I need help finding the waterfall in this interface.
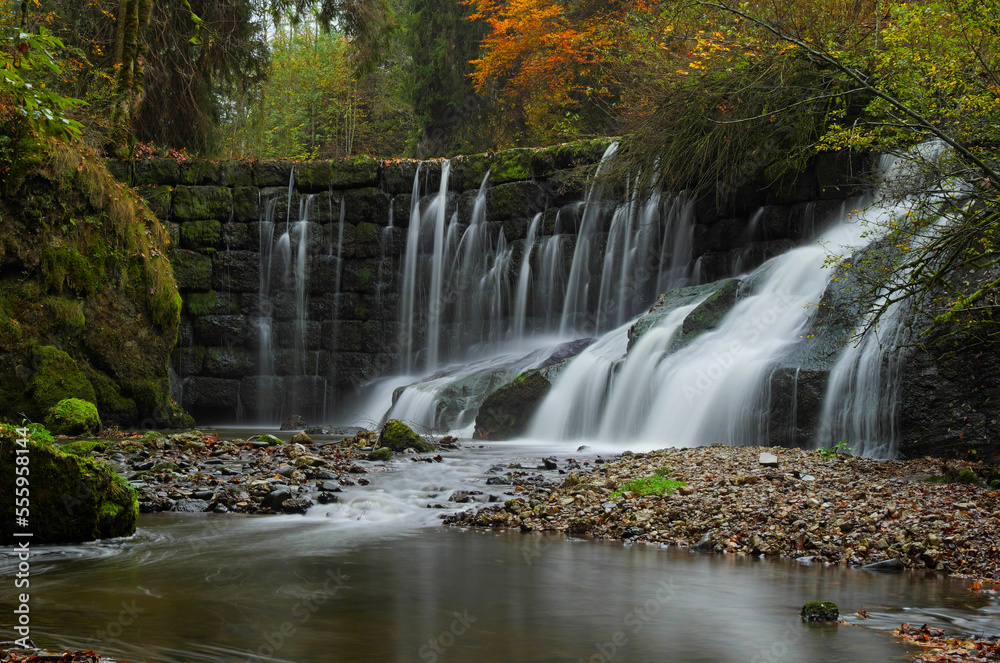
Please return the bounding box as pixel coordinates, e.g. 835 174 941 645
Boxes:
400 165 423 373
560 143 619 335
513 213 542 338
426 160 452 369
527 190 896 445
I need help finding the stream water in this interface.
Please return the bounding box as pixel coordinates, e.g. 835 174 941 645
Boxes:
3 442 998 663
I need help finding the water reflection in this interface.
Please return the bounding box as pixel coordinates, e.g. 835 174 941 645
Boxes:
3 520 997 663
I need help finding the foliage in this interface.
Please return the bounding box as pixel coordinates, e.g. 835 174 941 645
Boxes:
463 0 627 144
0 27 84 141
817 440 855 458
218 17 417 158
403 0 494 155
611 467 685 497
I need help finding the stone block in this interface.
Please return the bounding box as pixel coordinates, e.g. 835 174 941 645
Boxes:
137 185 172 219
212 250 260 292
172 186 233 220
486 182 545 223
203 346 258 379
133 158 179 186
221 161 254 187
180 219 222 249
255 160 294 187
179 160 221 185
170 249 213 290
193 315 248 346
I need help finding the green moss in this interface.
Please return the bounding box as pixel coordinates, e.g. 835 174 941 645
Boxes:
171 186 232 220
44 398 102 435
0 423 138 545
369 447 393 461
379 420 435 453
185 290 238 317
41 247 104 296
60 439 110 456
490 148 535 185
259 434 284 446
169 249 213 290
180 219 222 249
28 346 97 412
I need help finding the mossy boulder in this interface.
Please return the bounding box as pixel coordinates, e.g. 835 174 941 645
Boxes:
0 424 138 545
368 447 393 461
379 420 435 453
680 279 741 338
44 398 102 436
474 370 551 440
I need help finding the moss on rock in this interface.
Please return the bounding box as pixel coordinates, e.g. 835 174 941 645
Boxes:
59 439 110 456
28 346 97 411
379 419 435 453
0 423 138 545
0 143 180 428
369 447 393 461
44 398 102 435
474 370 551 440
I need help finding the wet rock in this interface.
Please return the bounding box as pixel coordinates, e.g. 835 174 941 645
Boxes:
474 370 551 440
319 481 341 492
542 457 558 470
171 499 209 513
318 493 340 504
280 497 314 514
693 532 715 551
368 447 393 461
379 419 435 453
262 487 293 510
280 415 307 430
801 601 839 622
290 432 313 445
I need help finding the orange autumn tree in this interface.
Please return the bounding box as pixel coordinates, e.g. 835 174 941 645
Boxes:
465 0 632 143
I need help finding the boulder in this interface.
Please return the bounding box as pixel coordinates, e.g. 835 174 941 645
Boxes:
378 419 435 453
0 424 138 545
280 414 308 431
474 370 551 440
44 398 102 436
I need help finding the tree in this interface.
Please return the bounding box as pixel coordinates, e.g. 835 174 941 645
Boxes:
403 0 492 155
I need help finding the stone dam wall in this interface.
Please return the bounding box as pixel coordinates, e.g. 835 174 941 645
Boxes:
107 141 867 422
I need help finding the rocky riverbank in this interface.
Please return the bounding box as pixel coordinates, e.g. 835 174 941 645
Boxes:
66 427 448 515
446 445 1000 581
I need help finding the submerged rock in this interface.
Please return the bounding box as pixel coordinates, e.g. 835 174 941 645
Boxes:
801 601 839 622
